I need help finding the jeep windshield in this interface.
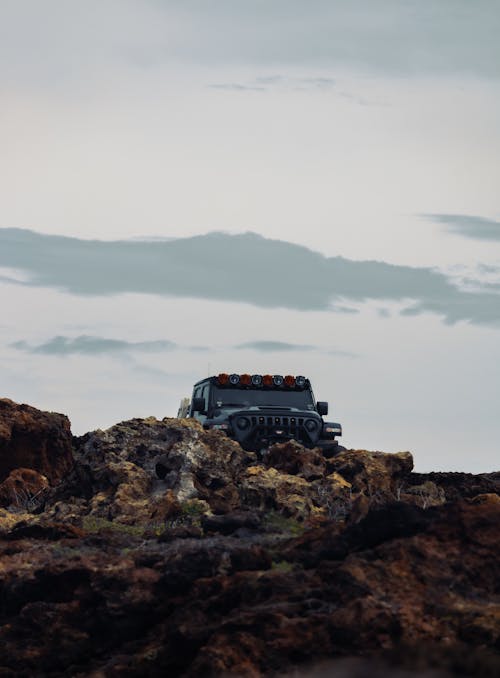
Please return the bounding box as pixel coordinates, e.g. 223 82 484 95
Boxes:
212 387 315 410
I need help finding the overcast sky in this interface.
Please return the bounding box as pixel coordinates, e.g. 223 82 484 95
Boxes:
1 1 499 471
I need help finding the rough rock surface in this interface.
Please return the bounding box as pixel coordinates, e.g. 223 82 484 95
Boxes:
0 398 73 484
0 401 498 677
0 467 50 509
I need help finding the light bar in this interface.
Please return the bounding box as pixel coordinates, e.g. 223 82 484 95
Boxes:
215 373 309 388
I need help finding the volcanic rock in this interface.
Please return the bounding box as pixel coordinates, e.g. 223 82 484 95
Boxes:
0 398 73 484
327 448 414 501
264 440 327 480
408 471 500 502
0 467 49 509
66 417 256 523
0 403 498 677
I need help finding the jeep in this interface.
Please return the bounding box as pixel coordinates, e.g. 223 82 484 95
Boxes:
179 373 342 454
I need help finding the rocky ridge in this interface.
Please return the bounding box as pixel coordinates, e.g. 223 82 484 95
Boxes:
0 398 498 677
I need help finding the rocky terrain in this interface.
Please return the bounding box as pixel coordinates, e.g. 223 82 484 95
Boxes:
0 397 498 677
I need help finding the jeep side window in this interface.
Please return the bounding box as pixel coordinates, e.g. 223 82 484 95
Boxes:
201 385 208 410
191 385 209 422
191 387 201 417
199 385 208 423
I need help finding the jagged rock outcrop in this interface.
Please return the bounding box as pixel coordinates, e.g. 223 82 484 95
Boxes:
0 398 73 484
43 417 258 525
0 400 498 677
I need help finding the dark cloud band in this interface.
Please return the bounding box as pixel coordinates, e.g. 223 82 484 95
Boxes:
236 341 316 352
1 227 500 327
424 214 500 242
12 336 177 355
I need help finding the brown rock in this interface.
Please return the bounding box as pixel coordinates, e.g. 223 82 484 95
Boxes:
408 470 500 502
264 440 327 480
401 480 446 508
346 492 370 524
150 489 182 522
5 521 84 540
328 449 414 501
1 499 498 677
0 506 34 533
74 417 253 518
0 467 49 509
469 492 500 505
0 398 73 484
0 405 498 677
240 465 315 518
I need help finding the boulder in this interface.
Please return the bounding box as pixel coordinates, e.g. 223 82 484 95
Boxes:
239 465 316 519
0 398 73 484
69 417 256 523
328 449 414 502
264 439 327 480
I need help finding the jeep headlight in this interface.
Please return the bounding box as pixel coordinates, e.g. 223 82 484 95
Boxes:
305 419 318 432
236 416 250 430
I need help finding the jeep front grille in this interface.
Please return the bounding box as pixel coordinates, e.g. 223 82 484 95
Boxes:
232 413 319 449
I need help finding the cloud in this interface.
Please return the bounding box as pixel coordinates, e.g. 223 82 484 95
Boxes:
2 0 498 92
235 341 317 352
208 75 383 107
11 335 177 355
424 214 500 241
255 75 284 84
10 334 357 360
2 227 500 327
210 75 337 93
209 83 266 92
235 340 357 357
297 77 336 88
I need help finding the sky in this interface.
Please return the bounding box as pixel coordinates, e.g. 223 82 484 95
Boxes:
1 0 499 471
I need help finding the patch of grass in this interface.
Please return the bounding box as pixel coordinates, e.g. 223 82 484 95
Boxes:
263 511 305 537
180 500 207 517
82 515 145 537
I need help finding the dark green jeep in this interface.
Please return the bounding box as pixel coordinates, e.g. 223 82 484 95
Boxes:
180 373 343 454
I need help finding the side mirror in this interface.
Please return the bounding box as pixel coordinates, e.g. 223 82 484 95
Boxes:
192 397 206 414
317 401 328 416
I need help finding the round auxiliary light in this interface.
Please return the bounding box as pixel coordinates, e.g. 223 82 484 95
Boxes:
240 373 251 386
251 374 263 386
273 375 284 387
295 375 306 388
217 373 229 385
229 373 240 385
262 374 273 387
284 375 295 388
237 416 250 430
305 419 318 432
